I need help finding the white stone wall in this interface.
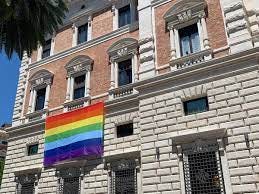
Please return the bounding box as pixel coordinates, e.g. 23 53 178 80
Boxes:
104 111 140 157
138 66 259 193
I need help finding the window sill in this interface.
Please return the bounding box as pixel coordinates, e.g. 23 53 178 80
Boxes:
63 96 90 112
108 83 138 100
25 109 48 122
170 48 212 70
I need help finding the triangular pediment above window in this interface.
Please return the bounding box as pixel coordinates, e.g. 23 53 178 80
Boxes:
164 0 206 27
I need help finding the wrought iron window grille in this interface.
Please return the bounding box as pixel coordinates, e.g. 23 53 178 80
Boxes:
57 167 82 194
182 140 225 194
110 159 138 194
16 174 37 194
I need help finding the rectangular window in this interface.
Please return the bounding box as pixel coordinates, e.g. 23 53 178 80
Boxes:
183 142 225 194
77 24 88 44
119 5 131 28
117 123 133 138
27 144 39 156
179 24 200 56
35 88 46 111
183 97 208 115
118 59 132 86
73 74 86 100
42 39 51 59
20 182 35 194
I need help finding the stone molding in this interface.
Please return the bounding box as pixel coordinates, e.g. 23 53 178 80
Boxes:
29 69 53 89
65 55 93 76
164 0 206 28
29 24 138 70
107 38 138 61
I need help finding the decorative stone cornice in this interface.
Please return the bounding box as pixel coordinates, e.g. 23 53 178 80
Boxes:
56 167 83 178
164 0 206 28
107 38 138 61
65 55 93 76
29 69 53 89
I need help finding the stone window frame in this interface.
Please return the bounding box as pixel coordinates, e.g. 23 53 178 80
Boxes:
24 136 40 157
64 55 93 112
56 167 84 194
112 0 138 31
37 35 55 61
27 69 53 117
164 0 212 68
106 158 141 194
15 169 41 194
107 38 138 90
172 131 233 194
71 15 93 47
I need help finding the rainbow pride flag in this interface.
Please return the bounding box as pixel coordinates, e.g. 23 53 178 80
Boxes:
44 102 104 167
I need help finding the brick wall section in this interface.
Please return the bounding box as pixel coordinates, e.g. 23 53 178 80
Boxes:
92 7 113 39
206 0 228 50
139 68 259 193
23 30 139 117
54 26 73 54
154 1 175 67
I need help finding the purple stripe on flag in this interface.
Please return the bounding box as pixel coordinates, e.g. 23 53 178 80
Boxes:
44 145 103 167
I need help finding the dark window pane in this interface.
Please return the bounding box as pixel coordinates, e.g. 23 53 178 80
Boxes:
77 24 88 44
117 123 133 138
118 59 132 86
21 183 34 194
184 97 208 115
179 24 200 56
119 5 131 28
35 88 46 111
63 177 80 194
42 39 51 59
73 75 86 100
27 144 38 156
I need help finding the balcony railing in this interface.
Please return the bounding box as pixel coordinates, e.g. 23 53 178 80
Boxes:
109 84 137 100
170 48 212 70
26 109 48 122
63 96 90 112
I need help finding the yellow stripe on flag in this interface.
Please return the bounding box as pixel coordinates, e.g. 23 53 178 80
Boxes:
45 115 103 137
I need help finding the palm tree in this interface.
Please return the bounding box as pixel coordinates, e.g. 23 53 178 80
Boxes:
0 0 68 59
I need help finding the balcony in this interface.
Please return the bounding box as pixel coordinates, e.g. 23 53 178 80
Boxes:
170 48 212 70
109 84 138 100
25 109 48 122
63 96 90 112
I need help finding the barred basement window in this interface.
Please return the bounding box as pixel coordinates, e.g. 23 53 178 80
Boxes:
110 160 137 194
182 141 225 194
20 182 34 194
58 168 81 194
60 177 80 194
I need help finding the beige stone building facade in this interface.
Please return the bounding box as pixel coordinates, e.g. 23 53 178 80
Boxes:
1 0 259 193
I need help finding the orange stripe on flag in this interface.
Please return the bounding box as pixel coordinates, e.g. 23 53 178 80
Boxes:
46 102 104 130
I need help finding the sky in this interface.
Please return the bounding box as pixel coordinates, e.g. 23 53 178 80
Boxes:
0 51 21 126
